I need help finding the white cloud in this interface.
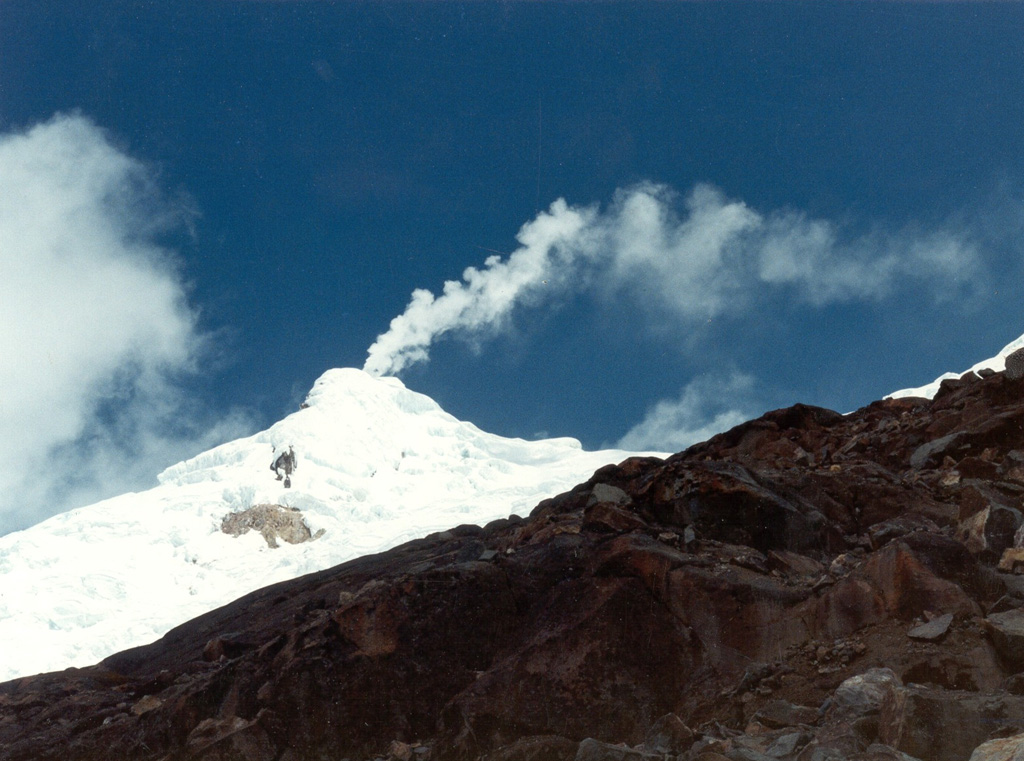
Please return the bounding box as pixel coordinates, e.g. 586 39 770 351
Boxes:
0 114 251 534
757 212 983 304
600 183 761 319
363 182 985 377
614 373 758 453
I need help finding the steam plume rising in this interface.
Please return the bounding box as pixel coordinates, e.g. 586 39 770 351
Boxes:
363 183 982 377
363 199 596 376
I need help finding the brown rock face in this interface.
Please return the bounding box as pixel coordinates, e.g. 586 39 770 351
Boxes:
879 684 1024 761
10 371 1024 760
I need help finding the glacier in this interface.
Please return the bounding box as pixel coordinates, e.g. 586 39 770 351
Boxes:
0 368 663 682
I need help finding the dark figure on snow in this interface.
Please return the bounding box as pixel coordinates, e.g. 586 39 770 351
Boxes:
271 445 297 488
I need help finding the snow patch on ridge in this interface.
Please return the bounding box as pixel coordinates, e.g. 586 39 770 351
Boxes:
888 334 1024 400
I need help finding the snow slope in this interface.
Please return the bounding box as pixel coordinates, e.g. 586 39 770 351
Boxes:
888 333 1024 400
0 369 664 682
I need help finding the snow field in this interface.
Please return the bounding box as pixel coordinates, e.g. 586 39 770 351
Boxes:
0 368 660 681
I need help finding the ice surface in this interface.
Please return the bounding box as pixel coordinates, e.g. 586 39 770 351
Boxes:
0 368 663 681
887 334 1024 400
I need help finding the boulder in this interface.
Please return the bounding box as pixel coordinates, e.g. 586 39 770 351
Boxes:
721 747 776 761
575 739 648 761
752 700 819 729
827 669 901 725
130 694 162 715
879 685 1024 761
854 746 923 761
957 457 1001 480
641 714 694 755
388 740 415 761
482 736 580 761
866 516 940 550
764 732 811 758
911 433 967 469
766 550 826 578
999 548 1024 574
185 712 277 761
583 502 648 533
960 483 1014 521
795 743 922 761
957 504 1023 559
907 612 953 641
589 483 632 507
968 732 1024 761
1005 347 1024 380
986 608 1024 667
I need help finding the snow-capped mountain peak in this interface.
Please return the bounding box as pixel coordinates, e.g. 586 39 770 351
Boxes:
0 368 658 682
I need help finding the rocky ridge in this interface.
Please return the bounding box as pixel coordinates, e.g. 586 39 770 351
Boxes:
8 369 1024 759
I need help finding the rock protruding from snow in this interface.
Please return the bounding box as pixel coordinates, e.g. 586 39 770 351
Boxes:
221 504 323 548
1006 347 1024 381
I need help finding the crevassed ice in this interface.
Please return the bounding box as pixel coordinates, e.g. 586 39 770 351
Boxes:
0 367 663 682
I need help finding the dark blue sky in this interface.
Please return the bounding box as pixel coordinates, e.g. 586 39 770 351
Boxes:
5 1 1024 465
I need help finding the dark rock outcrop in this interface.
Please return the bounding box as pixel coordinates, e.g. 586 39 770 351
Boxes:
10 370 1024 759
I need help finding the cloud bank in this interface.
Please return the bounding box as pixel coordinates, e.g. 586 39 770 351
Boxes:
0 114 250 534
364 182 984 378
614 372 757 452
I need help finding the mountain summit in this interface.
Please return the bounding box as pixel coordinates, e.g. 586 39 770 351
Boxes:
13 346 1024 760
0 368 656 682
